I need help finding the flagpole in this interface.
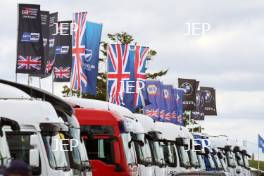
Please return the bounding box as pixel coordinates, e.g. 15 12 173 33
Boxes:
27 74 30 86
51 73 54 94
39 77 41 89
258 143 260 170
106 45 109 102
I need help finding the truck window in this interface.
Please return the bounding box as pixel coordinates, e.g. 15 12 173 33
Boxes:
177 145 190 168
243 154 249 168
6 132 41 175
84 138 115 164
121 133 136 164
189 150 199 167
6 133 30 163
226 151 236 167
0 134 11 166
161 142 177 167
235 152 244 166
149 141 165 166
42 133 70 170
197 154 206 170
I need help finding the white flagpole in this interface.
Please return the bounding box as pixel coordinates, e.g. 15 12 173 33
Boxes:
27 74 30 86
258 144 260 170
39 77 41 89
51 73 54 94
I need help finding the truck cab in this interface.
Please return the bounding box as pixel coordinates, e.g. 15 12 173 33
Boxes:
75 108 138 176
193 133 229 175
233 146 252 176
210 136 241 176
155 121 198 175
0 99 72 176
0 80 92 176
134 113 166 176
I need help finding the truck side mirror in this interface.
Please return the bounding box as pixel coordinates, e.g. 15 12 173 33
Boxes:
29 149 39 168
115 163 123 172
30 134 39 146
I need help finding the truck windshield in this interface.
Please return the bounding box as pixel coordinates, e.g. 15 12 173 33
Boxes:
0 133 11 166
189 150 199 167
133 133 153 165
149 141 165 166
243 154 250 168
226 151 236 167
212 153 223 169
42 132 70 170
6 133 30 162
207 154 216 169
160 142 177 167
6 132 41 171
69 127 82 165
177 146 190 167
235 152 244 166
121 133 136 164
81 125 116 165
197 154 206 170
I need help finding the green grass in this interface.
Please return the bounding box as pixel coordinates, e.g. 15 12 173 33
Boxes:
249 160 264 171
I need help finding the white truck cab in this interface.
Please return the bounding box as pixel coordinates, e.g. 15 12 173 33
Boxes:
0 99 72 176
134 113 167 176
0 80 92 176
210 136 242 176
193 133 231 175
155 121 198 175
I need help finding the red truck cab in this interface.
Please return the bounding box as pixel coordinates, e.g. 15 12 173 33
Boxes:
75 108 138 176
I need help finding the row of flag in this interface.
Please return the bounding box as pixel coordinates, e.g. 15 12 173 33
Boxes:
16 4 217 125
16 4 102 95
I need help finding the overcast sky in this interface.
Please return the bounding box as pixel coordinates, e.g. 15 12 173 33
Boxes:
0 0 264 159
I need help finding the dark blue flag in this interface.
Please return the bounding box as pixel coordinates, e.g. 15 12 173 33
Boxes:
174 89 184 126
143 80 163 121
162 85 174 122
82 21 102 94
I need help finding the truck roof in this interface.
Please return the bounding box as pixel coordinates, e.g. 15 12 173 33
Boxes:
155 122 185 141
0 79 73 115
75 108 144 133
0 99 63 131
75 108 121 126
64 97 135 120
0 83 31 99
134 113 158 133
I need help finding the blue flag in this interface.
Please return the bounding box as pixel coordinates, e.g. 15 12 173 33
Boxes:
259 135 264 153
83 21 102 94
174 89 184 126
162 85 174 122
143 80 163 121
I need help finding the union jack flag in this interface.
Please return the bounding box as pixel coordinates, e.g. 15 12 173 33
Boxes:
107 44 131 105
54 67 71 79
133 45 149 108
45 59 55 73
171 111 177 119
17 55 41 70
71 12 88 92
164 112 171 121
145 108 159 119
159 110 165 120
177 115 184 125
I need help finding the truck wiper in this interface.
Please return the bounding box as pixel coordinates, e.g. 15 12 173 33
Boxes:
54 166 69 171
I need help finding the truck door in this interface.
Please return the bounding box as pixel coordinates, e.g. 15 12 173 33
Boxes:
83 135 124 176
